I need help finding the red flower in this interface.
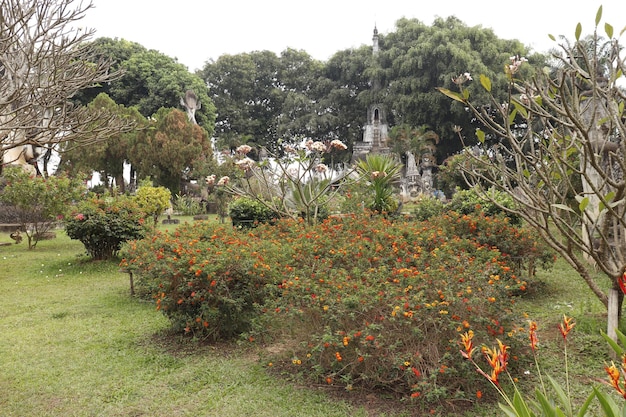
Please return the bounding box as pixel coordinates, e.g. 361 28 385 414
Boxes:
619 273 626 295
558 315 575 340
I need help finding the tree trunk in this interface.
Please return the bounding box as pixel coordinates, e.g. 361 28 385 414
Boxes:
608 288 620 344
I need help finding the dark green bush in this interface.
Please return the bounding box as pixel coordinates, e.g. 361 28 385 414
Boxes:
228 196 277 228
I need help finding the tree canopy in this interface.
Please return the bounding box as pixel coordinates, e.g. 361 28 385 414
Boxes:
200 17 546 163
75 37 216 134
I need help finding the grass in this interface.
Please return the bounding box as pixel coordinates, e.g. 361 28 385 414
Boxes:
0 217 621 416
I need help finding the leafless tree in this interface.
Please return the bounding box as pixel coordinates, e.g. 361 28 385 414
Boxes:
0 0 133 171
439 8 626 341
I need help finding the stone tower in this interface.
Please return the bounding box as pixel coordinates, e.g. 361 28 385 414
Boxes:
352 26 390 162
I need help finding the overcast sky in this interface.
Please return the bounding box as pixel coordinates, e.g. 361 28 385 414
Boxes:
82 0 625 71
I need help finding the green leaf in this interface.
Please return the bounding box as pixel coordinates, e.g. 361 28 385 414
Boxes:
596 6 603 26
535 388 557 417
606 23 614 39
549 34 556 41
436 87 466 103
498 403 519 417
547 375 572 416
578 197 589 212
476 129 485 144
508 108 518 126
577 390 597 417
593 386 620 417
512 390 533 417
552 204 575 213
480 74 492 92
462 88 470 100
513 101 529 119
575 23 582 40
600 191 616 212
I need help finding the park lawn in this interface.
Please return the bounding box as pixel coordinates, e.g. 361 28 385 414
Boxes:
0 226 377 417
0 217 619 417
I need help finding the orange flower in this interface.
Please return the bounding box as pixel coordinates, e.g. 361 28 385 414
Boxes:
604 362 626 398
558 315 575 340
460 330 476 360
529 321 538 352
480 340 509 386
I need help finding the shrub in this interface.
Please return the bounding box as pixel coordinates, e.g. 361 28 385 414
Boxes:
65 196 147 260
411 194 446 221
120 221 278 340
447 186 521 224
134 183 172 226
228 196 277 228
0 166 86 248
121 213 553 405
172 193 204 216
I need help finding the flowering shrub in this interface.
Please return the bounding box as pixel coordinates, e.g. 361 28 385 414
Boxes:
214 140 351 225
65 196 147 260
119 220 278 340
120 212 553 404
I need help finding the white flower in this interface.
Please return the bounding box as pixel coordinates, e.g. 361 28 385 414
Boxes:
205 174 216 185
235 157 255 172
236 144 252 155
314 163 328 173
310 141 326 152
329 139 347 151
217 176 230 186
283 144 297 154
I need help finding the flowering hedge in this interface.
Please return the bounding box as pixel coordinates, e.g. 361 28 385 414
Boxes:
120 212 553 404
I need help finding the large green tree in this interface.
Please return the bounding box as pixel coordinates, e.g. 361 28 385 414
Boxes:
378 16 543 158
129 108 211 194
75 37 216 134
202 51 283 153
60 93 147 191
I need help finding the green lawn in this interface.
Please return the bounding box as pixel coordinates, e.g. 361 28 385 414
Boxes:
0 226 376 417
0 219 620 416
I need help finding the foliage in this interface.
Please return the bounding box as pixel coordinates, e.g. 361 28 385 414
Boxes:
228 197 278 228
0 167 86 248
119 221 277 341
75 37 216 133
437 153 474 197
172 193 204 216
410 194 446 221
355 154 402 214
65 195 147 260
121 212 554 406
437 7 626 339
218 141 351 226
129 107 212 195
448 187 521 225
134 181 172 226
59 93 148 192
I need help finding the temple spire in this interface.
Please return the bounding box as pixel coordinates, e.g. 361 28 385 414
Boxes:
372 25 379 55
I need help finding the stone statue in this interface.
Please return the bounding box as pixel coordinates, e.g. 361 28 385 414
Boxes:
180 90 201 124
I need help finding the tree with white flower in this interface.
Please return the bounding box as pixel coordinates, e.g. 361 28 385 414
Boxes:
214 139 352 225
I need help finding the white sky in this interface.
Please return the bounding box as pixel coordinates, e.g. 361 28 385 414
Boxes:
82 0 625 72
